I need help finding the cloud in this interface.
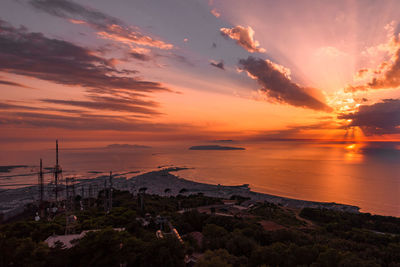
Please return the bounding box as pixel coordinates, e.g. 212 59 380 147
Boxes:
0 102 43 111
243 121 338 141
347 22 400 92
0 20 169 93
41 94 161 115
0 79 33 89
366 48 400 89
0 101 88 114
129 47 152 61
220 25 265 53
0 111 186 132
210 60 224 70
238 56 332 111
129 51 151 61
338 99 400 136
211 8 220 18
155 52 194 67
29 0 173 50
347 47 400 91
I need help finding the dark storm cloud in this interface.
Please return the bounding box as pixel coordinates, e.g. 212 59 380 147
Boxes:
338 99 400 136
210 60 225 70
238 57 332 111
28 0 173 49
0 20 169 93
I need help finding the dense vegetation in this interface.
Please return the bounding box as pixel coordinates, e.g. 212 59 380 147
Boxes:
0 189 399 266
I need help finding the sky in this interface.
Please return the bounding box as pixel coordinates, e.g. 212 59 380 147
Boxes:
0 0 399 149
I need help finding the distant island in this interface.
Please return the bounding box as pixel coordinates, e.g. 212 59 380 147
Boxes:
189 145 245 150
0 165 28 173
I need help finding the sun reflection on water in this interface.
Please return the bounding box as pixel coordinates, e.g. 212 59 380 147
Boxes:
344 143 364 163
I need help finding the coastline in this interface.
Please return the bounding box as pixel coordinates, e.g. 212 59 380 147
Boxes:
0 167 360 220
130 168 360 213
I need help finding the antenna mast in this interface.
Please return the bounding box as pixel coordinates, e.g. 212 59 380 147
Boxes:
104 178 107 212
38 158 44 203
53 140 62 202
109 171 113 211
38 158 44 217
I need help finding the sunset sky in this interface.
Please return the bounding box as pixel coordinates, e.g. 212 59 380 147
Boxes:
1 0 399 148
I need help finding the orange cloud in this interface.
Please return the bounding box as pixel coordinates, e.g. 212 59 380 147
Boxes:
211 8 221 18
347 22 400 92
30 0 173 50
220 25 265 53
68 19 86 25
97 24 173 50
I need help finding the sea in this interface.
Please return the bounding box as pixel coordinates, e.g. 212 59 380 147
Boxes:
0 141 399 217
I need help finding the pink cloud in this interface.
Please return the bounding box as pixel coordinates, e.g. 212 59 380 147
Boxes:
220 25 265 53
211 8 220 18
30 0 173 50
347 22 400 92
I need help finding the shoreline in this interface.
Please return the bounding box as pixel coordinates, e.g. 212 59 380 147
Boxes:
0 167 361 220
131 168 361 213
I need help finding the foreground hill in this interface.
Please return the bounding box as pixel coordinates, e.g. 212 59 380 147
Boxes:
0 188 399 267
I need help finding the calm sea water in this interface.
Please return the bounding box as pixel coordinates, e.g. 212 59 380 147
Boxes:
0 141 399 216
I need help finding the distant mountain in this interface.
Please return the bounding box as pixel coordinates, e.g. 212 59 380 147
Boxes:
189 145 245 150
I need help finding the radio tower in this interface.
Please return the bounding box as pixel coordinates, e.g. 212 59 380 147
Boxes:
109 171 113 212
38 159 44 202
103 178 107 212
65 177 77 234
53 140 62 202
38 158 44 217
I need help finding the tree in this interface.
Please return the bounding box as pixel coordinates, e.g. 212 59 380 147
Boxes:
179 188 188 195
202 224 229 250
164 188 171 197
196 249 238 267
139 187 148 194
138 187 147 212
